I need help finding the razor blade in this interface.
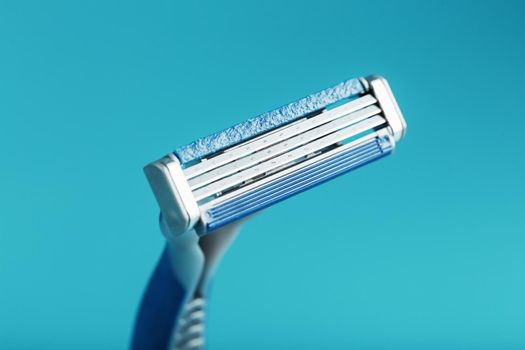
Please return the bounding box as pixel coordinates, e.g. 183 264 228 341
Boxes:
144 75 406 237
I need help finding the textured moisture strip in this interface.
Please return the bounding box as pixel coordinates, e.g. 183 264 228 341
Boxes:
175 78 365 165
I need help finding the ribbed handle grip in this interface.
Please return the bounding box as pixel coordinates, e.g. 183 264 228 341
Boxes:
173 297 207 350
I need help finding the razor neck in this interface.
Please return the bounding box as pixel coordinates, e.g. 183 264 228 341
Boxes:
132 216 243 350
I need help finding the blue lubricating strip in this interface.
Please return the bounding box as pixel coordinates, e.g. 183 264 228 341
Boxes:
175 78 364 165
205 136 393 232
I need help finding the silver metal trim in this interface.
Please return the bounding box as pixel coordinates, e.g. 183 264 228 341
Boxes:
188 103 381 191
366 75 407 141
183 94 378 180
143 155 200 237
193 114 386 201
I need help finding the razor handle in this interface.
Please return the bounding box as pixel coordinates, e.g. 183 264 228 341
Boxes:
132 217 242 350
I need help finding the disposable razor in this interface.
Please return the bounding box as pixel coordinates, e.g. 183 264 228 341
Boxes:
132 75 407 350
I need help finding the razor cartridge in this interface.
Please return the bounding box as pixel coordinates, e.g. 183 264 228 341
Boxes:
144 75 406 237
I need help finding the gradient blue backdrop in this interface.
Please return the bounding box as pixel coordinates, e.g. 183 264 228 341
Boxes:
1 1 524 349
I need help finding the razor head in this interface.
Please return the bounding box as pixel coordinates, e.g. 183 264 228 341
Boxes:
145 75 406 237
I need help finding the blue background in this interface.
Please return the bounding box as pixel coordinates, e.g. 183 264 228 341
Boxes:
1 1 524 349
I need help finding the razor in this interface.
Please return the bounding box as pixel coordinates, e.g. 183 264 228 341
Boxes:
132 75 407 350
